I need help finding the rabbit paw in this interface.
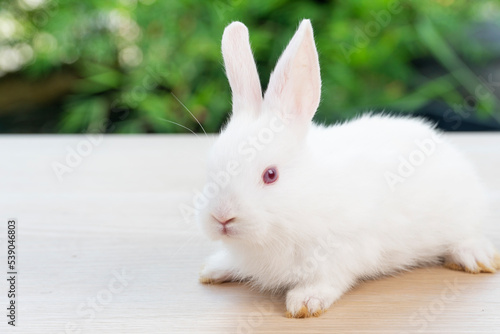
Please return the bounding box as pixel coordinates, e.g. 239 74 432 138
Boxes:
199 250 237 284
285 285 339 318
199 264 234 284
444 238 500 274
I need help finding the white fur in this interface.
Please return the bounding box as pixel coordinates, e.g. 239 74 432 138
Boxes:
198 19 496 316
221 21 262 116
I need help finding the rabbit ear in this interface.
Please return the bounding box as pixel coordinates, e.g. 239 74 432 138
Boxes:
222 22 262 117
263 19 321 124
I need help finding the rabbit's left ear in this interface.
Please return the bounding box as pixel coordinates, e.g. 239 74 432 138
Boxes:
264 19 321 124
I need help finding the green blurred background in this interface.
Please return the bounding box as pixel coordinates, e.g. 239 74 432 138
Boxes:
1 0 500 133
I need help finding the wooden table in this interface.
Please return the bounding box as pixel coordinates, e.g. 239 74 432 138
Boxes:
0 134 499 333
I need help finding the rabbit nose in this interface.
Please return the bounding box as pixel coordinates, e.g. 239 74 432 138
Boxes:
212 215 236 226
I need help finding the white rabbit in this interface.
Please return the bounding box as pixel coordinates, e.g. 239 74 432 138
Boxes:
197 19 500 318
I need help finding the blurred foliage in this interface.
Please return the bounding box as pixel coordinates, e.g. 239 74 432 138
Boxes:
0 0 500 133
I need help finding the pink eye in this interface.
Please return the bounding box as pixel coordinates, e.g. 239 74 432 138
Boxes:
262 166 278 184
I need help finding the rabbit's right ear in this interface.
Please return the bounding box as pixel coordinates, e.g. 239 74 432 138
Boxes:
222 22 262 117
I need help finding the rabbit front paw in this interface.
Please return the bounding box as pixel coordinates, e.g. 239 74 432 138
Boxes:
444 238 500 274
199 264 234 284
199 250 238 284
285 284 342 318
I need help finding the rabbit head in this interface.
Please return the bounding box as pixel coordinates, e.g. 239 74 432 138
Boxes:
198 20 322 247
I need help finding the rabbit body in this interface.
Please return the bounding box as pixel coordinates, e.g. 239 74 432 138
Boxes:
198 20 499 318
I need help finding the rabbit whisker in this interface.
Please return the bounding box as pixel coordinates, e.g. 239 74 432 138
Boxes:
170 92 208 137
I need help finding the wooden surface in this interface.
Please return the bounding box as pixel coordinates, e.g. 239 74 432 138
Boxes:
0 133 499 333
